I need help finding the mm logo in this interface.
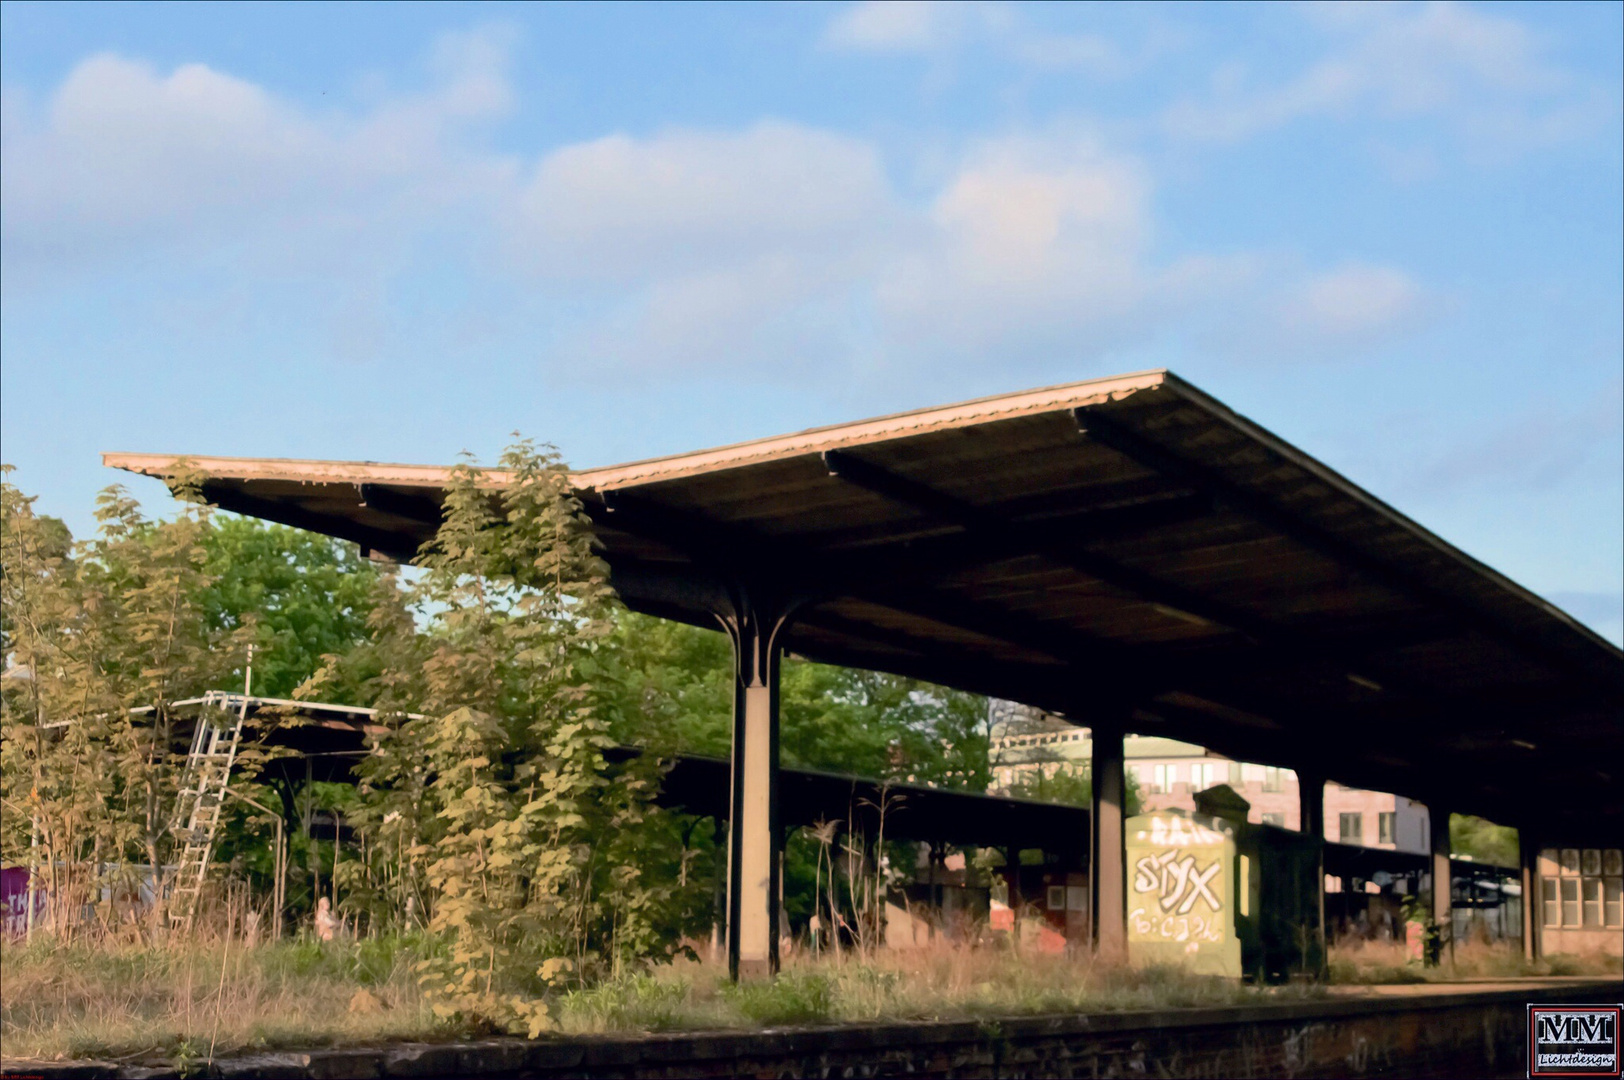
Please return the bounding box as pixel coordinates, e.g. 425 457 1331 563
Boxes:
1529 1004 1623 1078
1542 1015 1618 1044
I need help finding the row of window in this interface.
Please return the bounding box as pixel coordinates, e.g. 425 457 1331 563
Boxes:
1336 811 1398 845
1545 848 1624 877
999 753 1303 796
1139 761 1289 794
993 731 1086 748
1540 849 1624 930
1542 877 1624 929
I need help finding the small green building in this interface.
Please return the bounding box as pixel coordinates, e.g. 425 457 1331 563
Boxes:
1125 785 1321 981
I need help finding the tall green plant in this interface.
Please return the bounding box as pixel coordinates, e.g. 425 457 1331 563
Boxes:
1 469 248 931
333 443 676 1035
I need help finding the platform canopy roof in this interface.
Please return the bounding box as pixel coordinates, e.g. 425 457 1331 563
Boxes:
106 370 1624 843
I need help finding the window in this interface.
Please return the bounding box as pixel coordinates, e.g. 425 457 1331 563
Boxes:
1261 812 1286 827
1192 763 1215 790
1378 812 1396 845
1543 848 1624 929
1583 878 1603 928
1047 886 1066 910
1151 764 1170 794
1263 767 1284 793
1339 812 1363 843
1562 878 1580 927
1228 762 1242 786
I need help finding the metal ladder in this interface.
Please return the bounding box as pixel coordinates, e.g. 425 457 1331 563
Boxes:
168 655 253 930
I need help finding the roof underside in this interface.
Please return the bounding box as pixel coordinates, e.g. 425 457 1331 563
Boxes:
104 371 1624 843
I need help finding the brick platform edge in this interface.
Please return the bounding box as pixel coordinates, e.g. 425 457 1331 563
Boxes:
4 980 1620 1080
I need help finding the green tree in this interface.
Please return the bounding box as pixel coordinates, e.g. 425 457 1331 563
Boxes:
1450 813 1518 868
604 611 731 753
608 610 988 787
200 516 379 699
1006 762 1143 815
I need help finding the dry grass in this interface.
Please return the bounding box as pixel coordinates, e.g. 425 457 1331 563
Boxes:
1329 938 1623 985
8 932 1617 1065
0 934 441 1066
553 945 1320 1035
4 934 1312 1061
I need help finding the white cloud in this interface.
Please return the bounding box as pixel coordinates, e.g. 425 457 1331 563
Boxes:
1 30 516 277
5 56 321 237
1280 264 1429 342
823 1 1009 54
874 136 1158 353
1163 1 1615 153
1192 260 1437 364
3 39 1433 380
516 123 895 281
823 1 1141 79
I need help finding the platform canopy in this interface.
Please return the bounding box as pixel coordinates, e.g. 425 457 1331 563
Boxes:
106 370 1623 844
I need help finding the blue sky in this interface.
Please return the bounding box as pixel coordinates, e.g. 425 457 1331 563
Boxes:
2 1 1620 643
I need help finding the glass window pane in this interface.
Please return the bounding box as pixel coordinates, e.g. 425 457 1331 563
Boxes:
1604 850 1622 876
1605 879 1622 928
1561 878 1580 926
1542 878 1560 927
1582 849 1602 876
1582 878 1602 927
1540 849 1561 875
1561 849 1580 875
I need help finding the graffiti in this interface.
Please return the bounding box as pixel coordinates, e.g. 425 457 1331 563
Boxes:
1134 849 1223 915
1125 813 1238 969
1144 816 1225 848
1128 907 1223 945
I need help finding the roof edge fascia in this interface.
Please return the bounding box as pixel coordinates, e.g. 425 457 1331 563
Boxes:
570 369 1170 489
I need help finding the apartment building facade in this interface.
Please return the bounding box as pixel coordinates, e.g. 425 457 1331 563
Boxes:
988 702 1432 855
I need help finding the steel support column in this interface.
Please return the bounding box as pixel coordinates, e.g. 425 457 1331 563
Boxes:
1429 806 1452 965
1091 720 1126 960
720 590 794 980
1520 830 1539 963
1298 772 1327 977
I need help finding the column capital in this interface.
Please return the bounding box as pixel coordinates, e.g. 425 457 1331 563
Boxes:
714 582 803 688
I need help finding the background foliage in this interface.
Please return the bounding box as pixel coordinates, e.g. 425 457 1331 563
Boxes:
2 452 994 1034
